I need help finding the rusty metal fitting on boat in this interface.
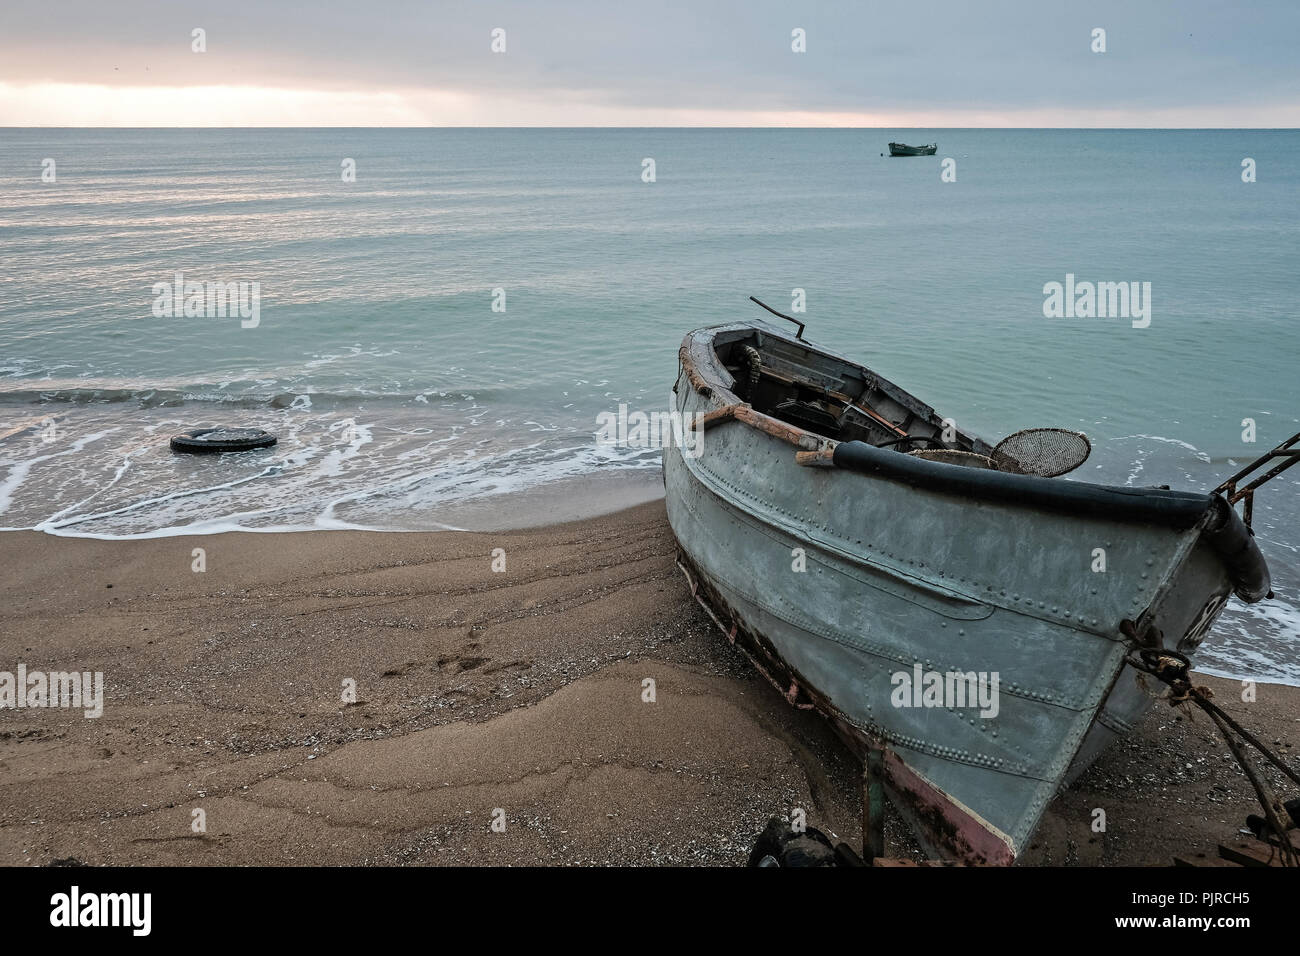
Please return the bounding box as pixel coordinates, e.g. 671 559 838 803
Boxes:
1138 648 1194 704
1119 618 1163 649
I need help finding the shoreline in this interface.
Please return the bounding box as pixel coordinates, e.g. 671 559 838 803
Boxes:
16 467 668 539
15 467 1296 694
1 500 1296 866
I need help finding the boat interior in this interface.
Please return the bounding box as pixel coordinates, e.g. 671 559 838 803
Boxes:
710 326 995 459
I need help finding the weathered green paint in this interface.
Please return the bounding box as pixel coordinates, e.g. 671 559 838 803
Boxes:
664 322 1253 863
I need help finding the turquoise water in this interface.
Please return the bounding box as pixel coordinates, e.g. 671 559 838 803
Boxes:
0 129 1297 680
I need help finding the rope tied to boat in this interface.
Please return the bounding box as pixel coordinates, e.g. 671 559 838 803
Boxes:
740 345 762 397
1137 648 1202 705
1125 647 1300 866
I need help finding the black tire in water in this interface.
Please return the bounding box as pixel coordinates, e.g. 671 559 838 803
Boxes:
169 427 277 454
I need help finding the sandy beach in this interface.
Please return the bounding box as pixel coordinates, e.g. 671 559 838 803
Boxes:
1 499 1296 867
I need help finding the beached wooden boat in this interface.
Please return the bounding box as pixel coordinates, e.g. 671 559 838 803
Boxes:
664 319 1274 865
888 142 937 156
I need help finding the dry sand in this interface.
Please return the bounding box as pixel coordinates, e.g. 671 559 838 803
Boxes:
0 500 1296 866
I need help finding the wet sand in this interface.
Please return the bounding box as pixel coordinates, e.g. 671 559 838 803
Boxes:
0 500 1296 866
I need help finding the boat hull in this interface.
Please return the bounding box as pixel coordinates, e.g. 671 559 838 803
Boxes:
888 143 938 156
664 324 1258 863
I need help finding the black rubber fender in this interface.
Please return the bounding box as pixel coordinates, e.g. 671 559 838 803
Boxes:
832 439 1213 529
1202 496 1272 603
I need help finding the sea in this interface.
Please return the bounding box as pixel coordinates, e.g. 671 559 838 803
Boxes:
1 128 1297 682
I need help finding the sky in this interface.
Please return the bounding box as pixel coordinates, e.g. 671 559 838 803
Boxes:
1 1 1297 127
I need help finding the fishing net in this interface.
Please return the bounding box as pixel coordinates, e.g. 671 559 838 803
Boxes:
991 428 1091 478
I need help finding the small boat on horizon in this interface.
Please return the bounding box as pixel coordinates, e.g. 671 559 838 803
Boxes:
663 312 1285 865
888 142 937 156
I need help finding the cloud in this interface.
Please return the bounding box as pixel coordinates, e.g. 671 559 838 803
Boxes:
1 1 1296 126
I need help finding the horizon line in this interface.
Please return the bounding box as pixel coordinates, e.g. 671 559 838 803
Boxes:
5 125 1298 131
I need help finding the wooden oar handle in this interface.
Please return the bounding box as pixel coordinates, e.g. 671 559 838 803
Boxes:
795 448 836 467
